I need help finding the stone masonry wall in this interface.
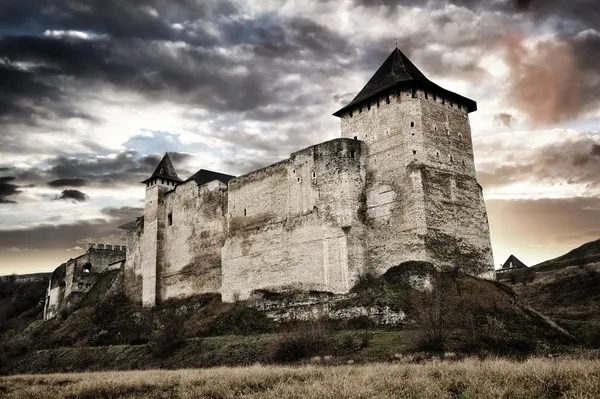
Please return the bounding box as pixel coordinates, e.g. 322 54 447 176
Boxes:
340 88 429 275
420 97 494 276
159 179 227 300
124 218 144 303
339 88 494 277
221 138 368 301
44 245 126 319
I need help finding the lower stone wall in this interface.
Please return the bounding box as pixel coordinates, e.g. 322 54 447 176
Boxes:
221 216 359 301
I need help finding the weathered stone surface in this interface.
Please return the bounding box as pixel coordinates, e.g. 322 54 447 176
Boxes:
44 245 126 319
249 293 407 325
118 52 495 307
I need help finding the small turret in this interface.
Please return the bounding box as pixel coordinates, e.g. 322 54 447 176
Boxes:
141 152 182 189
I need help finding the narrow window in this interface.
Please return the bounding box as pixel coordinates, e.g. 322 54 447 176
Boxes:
376 98 380 107
244 208 247 216
297 177 301 182
412 150 417 155
168 213 173 226
386 95 390 104
359 105 362 114
412 88 417 98
433 93 437 101
350 150 355 159
442 97 445 105
450 155 454 162
434 126 437 133
436 151 440 158
410 121 415 128
367 102 371 110
425 91 428 99
312 172 316 178
349 110 353 118
161 179 164 184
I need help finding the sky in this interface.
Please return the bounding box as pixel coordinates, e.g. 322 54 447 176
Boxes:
1 0 599 275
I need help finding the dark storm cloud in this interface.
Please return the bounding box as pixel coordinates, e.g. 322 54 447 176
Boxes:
0 176 20 204
0 11 353 128
0 206 142 250
477 137 600 189
54 189 89 202
2 151 194 189
0 0 236 41
47 178 87 187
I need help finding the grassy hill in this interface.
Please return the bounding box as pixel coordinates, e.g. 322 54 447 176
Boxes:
497 238 600 346
1 266 577 375
0 273 50 334
534 238 600 271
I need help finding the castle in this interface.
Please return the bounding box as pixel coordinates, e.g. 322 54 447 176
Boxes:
45 48 495 316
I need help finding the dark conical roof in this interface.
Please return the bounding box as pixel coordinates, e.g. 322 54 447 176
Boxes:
502 254 528 269
333 48 477 116
185 169 235 186
141 152 182 184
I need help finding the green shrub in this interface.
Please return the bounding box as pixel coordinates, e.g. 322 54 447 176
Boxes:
204 304 275 336
271 323 332 362
151 316 185 358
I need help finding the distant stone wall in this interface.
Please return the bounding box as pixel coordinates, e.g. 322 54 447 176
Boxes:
44 244 126 319
221 138 368 301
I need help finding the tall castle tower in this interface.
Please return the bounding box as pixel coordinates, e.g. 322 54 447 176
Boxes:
140 152 182 306
334 48 494 278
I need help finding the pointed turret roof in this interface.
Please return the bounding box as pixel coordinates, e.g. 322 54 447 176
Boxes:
141 152 182 183
502 254 528 270
333 48 477 116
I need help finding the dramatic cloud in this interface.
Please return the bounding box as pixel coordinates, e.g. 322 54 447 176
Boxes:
1 0 600 274
54 189 89 202
503 37 581 125
475 129 600 194
47 178 87 187
494 113 517 128
0 176 20 203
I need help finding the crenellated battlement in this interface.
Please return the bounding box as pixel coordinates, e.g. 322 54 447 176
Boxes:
87 243 127 252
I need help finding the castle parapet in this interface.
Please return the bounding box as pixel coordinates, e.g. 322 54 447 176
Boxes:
87 243 127 253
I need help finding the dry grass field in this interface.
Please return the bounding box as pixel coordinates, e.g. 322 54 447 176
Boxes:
2 358 600 398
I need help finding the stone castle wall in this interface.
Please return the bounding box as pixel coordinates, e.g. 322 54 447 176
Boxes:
44 245 126 319
340 88 429 275
221 138 367 301
120 86 494 306
339 88 494 277
159 179 227 300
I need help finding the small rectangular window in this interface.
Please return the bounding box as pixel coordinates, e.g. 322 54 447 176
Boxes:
168 213 173 226
412 88 417 98
350 150 355 159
